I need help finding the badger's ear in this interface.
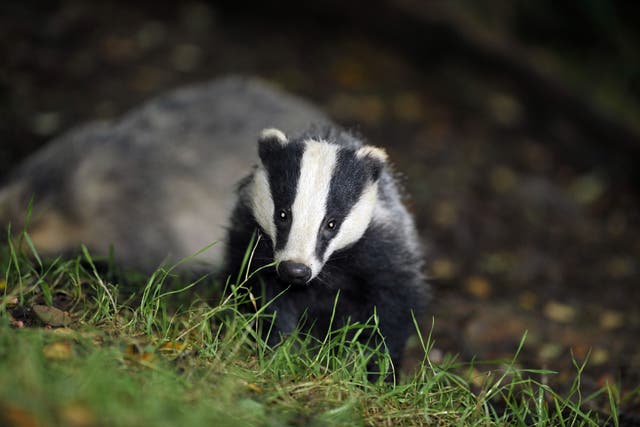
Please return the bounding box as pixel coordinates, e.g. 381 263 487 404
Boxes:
356 145 388 181
258 128 288 162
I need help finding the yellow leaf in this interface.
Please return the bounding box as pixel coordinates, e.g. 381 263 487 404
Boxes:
246 383 263 394
158 341 190 352
464 276 492 299
43 341 74 360
543 301 576 323
60 402 95 427
2 404 39 427
125 344 156 365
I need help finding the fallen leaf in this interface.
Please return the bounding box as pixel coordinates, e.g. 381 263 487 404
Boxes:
518 291 538 310
487 92 522 127
567 174 605 205
32 305 71 327
464 276 492 299
331 58 368 89
1 404 39 427
43 341 74 360
158 341 190 352
60 402 95 427
431 257 457 280
538 343 563 360
467 368 487 388
125 343 156 365
433 200 458 227
246 383 263 393
481 252 514 274
392 92 424 122
543 301 576 323
158 341 192 358
51 328 77 337
591 348 609 365
327 94 384 125
605 257 635 278
490 166 518 193
600 311 624 330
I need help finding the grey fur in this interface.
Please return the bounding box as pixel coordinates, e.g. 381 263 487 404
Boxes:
0 76 330 272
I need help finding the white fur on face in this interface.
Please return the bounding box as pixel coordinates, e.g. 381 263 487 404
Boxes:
250 166 276 246
323 181 378 261
274 140 338 278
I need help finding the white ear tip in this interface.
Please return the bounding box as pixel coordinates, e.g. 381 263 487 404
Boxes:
356 145 388 163
260 128 288 145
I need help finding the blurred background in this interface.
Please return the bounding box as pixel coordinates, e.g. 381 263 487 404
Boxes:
1 0 639 415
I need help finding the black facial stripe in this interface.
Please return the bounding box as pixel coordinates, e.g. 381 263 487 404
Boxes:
315 148 369 259
261 142 305 251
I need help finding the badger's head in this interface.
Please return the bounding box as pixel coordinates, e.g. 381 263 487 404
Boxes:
249 127 387 285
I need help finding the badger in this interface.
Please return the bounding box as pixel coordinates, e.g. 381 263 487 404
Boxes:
224 126 427 376
1 76 427 375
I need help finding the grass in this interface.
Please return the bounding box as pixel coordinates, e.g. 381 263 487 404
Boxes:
0 228 624 426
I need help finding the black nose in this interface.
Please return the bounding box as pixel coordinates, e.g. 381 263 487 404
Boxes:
278 261 312 284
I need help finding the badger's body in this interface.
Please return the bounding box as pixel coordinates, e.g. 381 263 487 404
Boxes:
0 77 329 273
225 126 426 375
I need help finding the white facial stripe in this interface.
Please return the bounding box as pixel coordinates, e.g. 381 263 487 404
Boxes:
250 167 276 245
324 182 378 261
275 140 338 277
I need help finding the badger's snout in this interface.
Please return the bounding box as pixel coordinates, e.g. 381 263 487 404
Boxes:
277 261 312 285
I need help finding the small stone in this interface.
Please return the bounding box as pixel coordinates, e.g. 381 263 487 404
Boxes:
32 304 72 327
428 348 443 364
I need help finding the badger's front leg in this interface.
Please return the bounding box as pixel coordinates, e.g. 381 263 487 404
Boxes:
365 273 427 381
251 279 305 347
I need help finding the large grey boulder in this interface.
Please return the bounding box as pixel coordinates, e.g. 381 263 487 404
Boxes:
0 76 330 273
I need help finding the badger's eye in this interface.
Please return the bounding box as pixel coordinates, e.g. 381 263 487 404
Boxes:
278 210 288 222
326 219 336 230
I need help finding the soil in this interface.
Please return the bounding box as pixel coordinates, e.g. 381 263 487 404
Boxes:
1 1 638 416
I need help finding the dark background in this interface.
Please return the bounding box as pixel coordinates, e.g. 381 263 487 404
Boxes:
1 0 639 415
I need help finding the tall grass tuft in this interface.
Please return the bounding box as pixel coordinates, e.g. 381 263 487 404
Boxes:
0 226 622 426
